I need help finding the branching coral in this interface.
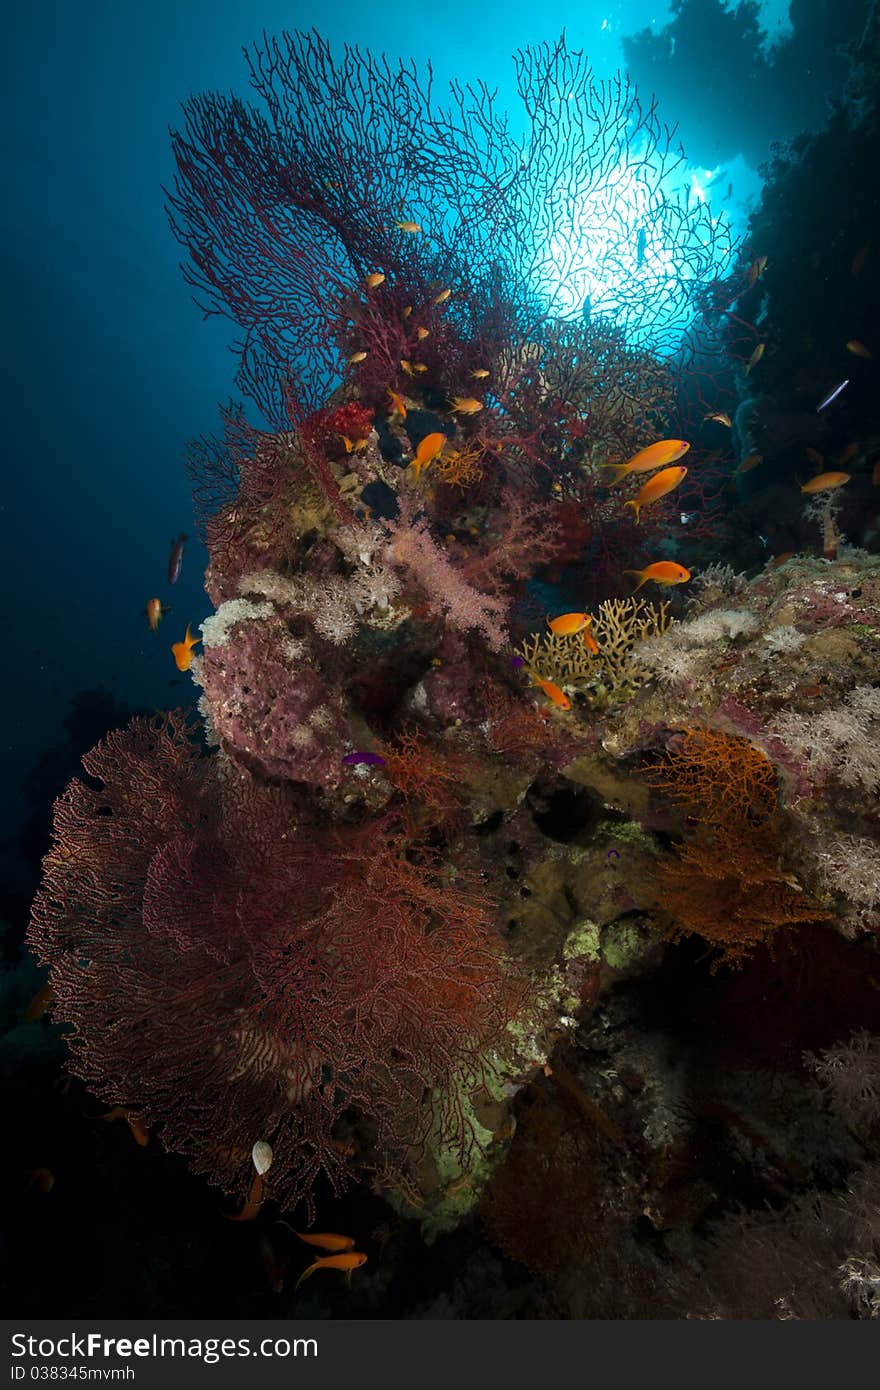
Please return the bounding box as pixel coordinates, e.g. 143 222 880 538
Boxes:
518 597 673 702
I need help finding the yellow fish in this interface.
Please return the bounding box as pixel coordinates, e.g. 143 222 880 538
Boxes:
847 340 873 359
395 220 422 233
348 351 367 364
400 359 414 375
450 396 483 415
415 327 430 341
744 343 765 373
412 363 427 374
603 439 689 486
402 306 413 319
433 288 452 304
171 625 201 672
365 272 385 289
471 368 490 379
800 471 850 494
624 466 688 524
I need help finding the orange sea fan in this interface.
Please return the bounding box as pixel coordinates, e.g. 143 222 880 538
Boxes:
643 728 830 964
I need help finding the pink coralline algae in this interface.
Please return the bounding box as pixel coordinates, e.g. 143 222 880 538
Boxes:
200 613 351 788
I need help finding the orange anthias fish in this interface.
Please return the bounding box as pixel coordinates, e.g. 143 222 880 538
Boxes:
450 397 483 415
745 255 768 289
547 612 590 636
530 675 571 711
171 625 201 672
624 466 688 524
348 350 367 364
801 471 851 494
395 220 422 233
546 613 600 654
847 340 873 360
294 1251 367 1292
410 432 447 478
433 288 452 304
603 438 689 486
415 327 430 341
624 561 691 591
387 389 408 420
744 342 765 373
145 598 170 631
289 1229 356 1253
736 453 763 474
364 272 386 289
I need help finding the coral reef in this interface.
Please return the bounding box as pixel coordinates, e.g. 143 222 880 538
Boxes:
20 23 880 1321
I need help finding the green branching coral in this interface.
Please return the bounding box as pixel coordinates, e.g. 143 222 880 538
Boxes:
517 598 673 703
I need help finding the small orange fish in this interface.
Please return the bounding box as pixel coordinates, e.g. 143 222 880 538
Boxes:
289 1229 356 1253
171 625 201 673
771 551 794 567
530 675 571 711
471 368 490 379
145 598 170 631
450 396 483 415
364 273 385 289
852 241 871 276
295 1251 367 1292
805 447 825 467
744 343 765 373
412 363 427 374
736 452 762 473
624 466 688 524
745 256 767 289
847 340 873 360
704 412 732 427
101 1107 149 1147
604 438 689 486
402 306 413 319
801 471 850 494
547 612 590 637
348 351 367 364
433 288 451 304
387 390 408 420
395 220 421 233
226 1173 264 1222
624 561 691 591
342 435 368 454
400 359 414 375
415 327 429 341
25 983 53 1022
410 432 447 478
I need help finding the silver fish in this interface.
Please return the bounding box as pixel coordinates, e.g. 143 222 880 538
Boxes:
816 379 849 413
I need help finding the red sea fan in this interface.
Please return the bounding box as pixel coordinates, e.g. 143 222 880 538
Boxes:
28 713 522 1218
